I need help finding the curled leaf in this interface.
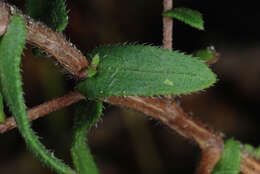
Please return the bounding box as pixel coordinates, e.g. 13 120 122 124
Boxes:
71 101 102 174
77 45 216 99
163 8 204 30
0 15 74 174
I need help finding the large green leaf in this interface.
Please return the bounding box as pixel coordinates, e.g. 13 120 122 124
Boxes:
163 8 204 30
76 45 216 99
212 139 241 174
0 15 75 174
71 101 102 174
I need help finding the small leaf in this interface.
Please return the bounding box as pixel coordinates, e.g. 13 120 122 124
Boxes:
71 101 102 174
212 139 241 174
76 45 216 99
244 144 255 154
0 92 5 123
193 46 217 62
0 15 75 174
87 54 100 78
243 144 260 159
91 54 100 68
163 8 204 30
88 68 97 78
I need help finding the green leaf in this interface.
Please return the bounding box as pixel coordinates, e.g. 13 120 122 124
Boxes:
0 15 75 174
212 139 241 174
255 146 260 159
243 144 260 159
0 92 5 123
71 101 102 174
47 0 68 32
26 0 68 32
76 45 216 99
193 46 217 62
244 144 255 154
163 8 204 30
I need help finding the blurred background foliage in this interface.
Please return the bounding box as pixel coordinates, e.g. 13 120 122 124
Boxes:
1 0 260 174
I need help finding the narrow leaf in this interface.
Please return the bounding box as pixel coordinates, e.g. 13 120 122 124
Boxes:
76 45 216 99
71 101 102 174
0 15 75 174
212 139 241 174
163 8 204 30
0 92 5 123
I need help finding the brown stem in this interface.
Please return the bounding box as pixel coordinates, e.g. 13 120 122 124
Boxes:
1 2 260 173
0 91 85 133
195 148 223 174
0 2 10 36
163 0 173 50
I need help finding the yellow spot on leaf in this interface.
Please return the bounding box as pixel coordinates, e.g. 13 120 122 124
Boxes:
164 79 174 86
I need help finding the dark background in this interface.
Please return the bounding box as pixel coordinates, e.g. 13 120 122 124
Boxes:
1 0 260 173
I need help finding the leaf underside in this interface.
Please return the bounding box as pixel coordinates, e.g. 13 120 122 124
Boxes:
0 15 74 174
163 8 204 30
76 45 216 99
212 139 241 174
71 101 102 174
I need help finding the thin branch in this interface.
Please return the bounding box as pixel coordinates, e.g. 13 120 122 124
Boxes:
0 2 260 174
0 91 85 133
163 0 173 50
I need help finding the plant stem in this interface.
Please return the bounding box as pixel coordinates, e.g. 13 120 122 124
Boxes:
163 0 173 50
1 2 260 173
0 91 85 133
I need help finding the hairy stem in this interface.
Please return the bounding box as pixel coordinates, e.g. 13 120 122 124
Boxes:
0 91 85 133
